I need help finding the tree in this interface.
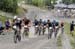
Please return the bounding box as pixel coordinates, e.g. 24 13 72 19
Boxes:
25 0 32 4
25 0 57 7
32 0 38 6
62 0 74 4
0 0 18 14
31 0 44 7
44 0 57 6
72 0 75 3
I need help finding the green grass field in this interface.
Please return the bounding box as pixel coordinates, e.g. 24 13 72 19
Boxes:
64 23 75 49
0 15 8 23
57 35 62 49
0 15 12 24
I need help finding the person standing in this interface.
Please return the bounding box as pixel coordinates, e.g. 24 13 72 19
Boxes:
47 20 53 39
0 20 4 35
5 19 11 32
70 21 75 36
60 21 64 34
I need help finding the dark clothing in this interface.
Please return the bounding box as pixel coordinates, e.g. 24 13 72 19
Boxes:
61 23 64 27
70 23 75 31
47 22 52 27
24 19 30 25
5 21 10 26
55 22 59 26
38 20 42 25
52 22 55 29
13 20 22 29
43 21 47 26
0 27 4 30
5 21 10 30
17 20 22 29
34 20 38 26
0 27 4 34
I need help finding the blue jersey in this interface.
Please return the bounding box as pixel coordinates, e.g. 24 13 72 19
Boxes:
43 21 47 26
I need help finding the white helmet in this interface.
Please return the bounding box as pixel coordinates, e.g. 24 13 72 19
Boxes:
14 16 17 19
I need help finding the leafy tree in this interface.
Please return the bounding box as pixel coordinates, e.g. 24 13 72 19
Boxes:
25 0 32 4
0 0 18 14
45 0 51 6
25 0 57 7
32 0 38 6
72 0 75 3
62 0 74 4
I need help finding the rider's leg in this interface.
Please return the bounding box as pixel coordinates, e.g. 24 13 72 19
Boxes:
43 28 45 35
53 28 57 38
39 28 41 35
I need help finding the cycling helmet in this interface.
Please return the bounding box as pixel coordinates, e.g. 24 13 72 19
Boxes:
14 16 17 19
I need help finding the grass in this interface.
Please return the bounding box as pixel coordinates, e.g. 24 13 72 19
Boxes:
70 38 75 49
0 15 8 23
56 22 70 49
16 7 28 15
0 15 12 24
57 35 62 49
64 22 75 49
64 22 75 36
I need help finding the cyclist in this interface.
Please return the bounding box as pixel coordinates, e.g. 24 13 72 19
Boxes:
42 20 47 35
34 19 38 26
47 20 53 39
12 17 22 43
55 21 59 37
23 17 30 37
52 20 56 32
38 19 43 35
34 19 39 34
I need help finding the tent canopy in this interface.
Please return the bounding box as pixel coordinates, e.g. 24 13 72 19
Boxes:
68 4 75 9
54 3 67 8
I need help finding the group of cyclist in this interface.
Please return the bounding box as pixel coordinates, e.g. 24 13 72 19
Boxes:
0 16 64 43
34 19 64 39
12 16 30 43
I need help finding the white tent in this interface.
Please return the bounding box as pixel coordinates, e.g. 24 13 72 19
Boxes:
54 3 67 8
68 4 75 9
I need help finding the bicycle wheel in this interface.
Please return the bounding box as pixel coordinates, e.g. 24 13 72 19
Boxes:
14 35 17 43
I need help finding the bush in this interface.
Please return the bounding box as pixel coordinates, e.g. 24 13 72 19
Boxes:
16 7 28 15
0 15 8 23
0 0 18 14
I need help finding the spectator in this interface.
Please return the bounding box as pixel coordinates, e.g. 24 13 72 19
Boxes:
61 21 64 34
70 21 75 36
0 21 4 35
5 19 11 32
